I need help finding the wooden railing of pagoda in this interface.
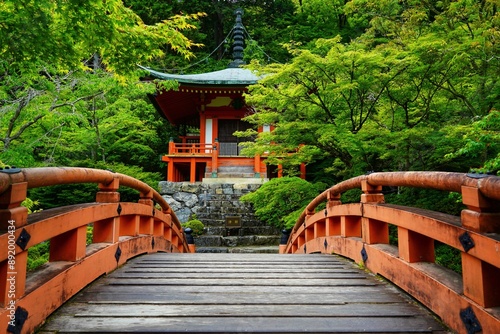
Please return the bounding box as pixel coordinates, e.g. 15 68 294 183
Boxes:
168 141 214 155
282 171 500 334
0 167 193 334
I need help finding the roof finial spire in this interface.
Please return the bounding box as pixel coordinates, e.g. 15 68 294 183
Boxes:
229 8 245 68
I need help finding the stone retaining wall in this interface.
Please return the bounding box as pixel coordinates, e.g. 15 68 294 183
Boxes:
158 181 279 237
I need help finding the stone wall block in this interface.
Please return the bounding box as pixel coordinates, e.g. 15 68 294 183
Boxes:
176 207 193 223
158 181 178 195
158 181 279 247
223 187 234 195
162 195 182 212
173 192 199 208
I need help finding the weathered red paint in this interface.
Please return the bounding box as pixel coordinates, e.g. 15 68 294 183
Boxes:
0 167 192 333
284 171 500 334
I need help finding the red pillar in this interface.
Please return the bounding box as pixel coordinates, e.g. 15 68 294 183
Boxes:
211 139 219 177
300 163 306 179
254 154 261 177
190 157 196 183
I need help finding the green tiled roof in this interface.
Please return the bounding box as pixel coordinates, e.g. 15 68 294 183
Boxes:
139 65 260 85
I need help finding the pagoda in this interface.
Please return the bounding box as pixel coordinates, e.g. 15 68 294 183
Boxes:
140 9 273 183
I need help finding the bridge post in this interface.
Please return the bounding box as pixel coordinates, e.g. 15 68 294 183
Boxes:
460 184 500 308
49 226 88 262
0 180 28 306
397 229 434 263
326 192 342 237
93 177 121 243
361 180 388 244
139 190 155 236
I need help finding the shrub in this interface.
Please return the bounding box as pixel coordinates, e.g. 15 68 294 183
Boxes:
182 215 205 236
27 242 49 271
240 177 326 230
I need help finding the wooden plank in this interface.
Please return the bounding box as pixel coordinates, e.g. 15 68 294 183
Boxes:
108 272 367 279
123 265 353 271
42 315 444 333
41 253 446 333
85 278 378 287
53 302 425 317
72 292 404 304
79 284 385 295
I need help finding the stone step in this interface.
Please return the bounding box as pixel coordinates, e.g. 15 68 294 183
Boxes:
229 246 279 253
196 215 273 228
194 235 280 248
204 166 257 179
203 226 280 236
196 246 279 253
195 247 229 253
205 173 257 179
201 177 267 184
194 212 256 217
217 166 255 173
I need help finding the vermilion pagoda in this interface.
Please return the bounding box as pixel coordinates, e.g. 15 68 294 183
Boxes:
141 9 304 183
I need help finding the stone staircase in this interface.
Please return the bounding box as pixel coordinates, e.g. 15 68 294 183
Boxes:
159 180 280 253
204 166 257 179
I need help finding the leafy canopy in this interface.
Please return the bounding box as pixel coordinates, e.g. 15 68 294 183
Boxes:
241 0 500 178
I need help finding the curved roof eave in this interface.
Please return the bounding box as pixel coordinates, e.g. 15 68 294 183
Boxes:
138 65 260 85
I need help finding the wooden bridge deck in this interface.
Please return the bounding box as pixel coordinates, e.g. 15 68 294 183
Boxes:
40 253 447 333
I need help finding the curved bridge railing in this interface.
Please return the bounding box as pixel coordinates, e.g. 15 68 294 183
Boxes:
282 172 500 334
0 167 193 333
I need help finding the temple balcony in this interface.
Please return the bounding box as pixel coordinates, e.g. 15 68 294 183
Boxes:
162 140 267 183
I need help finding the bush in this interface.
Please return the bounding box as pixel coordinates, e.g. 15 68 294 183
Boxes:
182 216 205 236
27 242 49 271
240 177 326 230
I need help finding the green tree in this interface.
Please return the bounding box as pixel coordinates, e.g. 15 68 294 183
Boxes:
1 0 201 168
445 110 500 174
125 0 297 71
241 0 500 181
242 37 410 178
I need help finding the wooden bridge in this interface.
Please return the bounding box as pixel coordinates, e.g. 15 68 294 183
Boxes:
1 168 500 333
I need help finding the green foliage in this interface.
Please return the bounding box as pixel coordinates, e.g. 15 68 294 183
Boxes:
27 242 49 272
0 0 202 78
244 0 500 182
29 184 97 210
240 177 326 229
445 111 500 175
385 188 464 216
0 0 201 170
21 198 41 213
341 189 363 204
435 243 462 274
87 226 93 245
181 215 205 236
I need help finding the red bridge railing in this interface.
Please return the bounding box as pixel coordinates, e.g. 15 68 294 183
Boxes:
0 167 193 333
282 171 500 333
